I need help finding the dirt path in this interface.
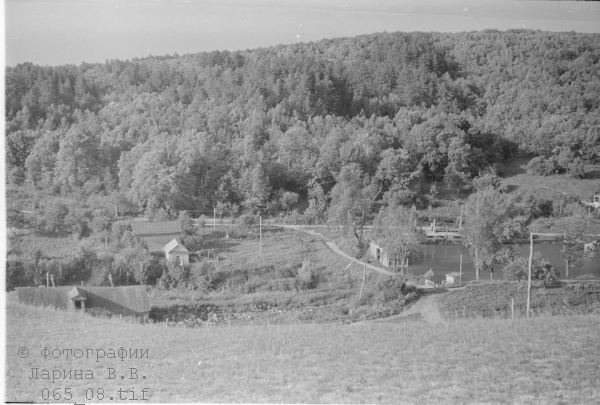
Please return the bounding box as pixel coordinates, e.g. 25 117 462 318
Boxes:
275 224 397 277
271 223 449 324
371 292 447 324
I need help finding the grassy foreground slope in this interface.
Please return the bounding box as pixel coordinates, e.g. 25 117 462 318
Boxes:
6 304 600 403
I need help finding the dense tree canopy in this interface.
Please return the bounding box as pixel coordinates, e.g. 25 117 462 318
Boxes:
6 30 600 218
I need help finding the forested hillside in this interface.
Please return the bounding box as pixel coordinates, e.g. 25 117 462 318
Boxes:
6 30 600 220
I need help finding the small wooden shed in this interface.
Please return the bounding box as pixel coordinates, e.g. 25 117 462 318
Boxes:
445 272 462 286
68 286 88 311
164 239 190 266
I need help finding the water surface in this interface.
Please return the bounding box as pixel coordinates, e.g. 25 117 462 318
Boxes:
407 242 600 281
6 0 600 66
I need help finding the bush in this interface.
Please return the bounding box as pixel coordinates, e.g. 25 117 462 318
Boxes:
526 156 564 176
472 171 502 191
376 277 415 303
568 158 586 179
296 256 317 290
157 263 191 289
33 201 70 235
256 278 298 293
502 253 559 281
181 234 203 251
188 260 214 292
178 211 196 235
115 247 163 285
6 260 27 291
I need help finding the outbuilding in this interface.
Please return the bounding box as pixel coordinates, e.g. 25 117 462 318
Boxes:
131 220 183 253
164 239 190 267
445 272 462 286
16 286 151 320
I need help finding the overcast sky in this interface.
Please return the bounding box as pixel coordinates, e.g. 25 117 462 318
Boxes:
5 0 600 66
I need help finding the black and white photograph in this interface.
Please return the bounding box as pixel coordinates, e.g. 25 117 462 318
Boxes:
4 0 600 403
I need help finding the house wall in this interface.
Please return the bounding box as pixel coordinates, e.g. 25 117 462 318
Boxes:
368 242 391 267
166 252 189 266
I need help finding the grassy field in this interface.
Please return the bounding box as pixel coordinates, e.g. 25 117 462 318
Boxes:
6 303 600 403
499 159 600 200
440 281 600 319
149 228 407 324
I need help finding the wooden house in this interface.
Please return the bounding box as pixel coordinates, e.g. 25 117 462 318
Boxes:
16 286 150 320
368 241 403 267
131 221 182 253
164 239 190 267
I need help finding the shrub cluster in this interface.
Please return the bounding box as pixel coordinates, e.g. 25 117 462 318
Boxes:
502 252 560 282
526 156 565 176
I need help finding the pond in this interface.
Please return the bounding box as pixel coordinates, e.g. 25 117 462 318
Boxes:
406 242 600 281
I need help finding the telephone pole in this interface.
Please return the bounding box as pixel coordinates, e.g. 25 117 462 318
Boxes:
527 231 534 319
259 214 263 261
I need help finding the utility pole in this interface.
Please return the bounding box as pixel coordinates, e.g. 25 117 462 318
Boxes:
359 263 366 299
213 207 216 232
259 215 263 261
527 231 534 319
459 253 463 284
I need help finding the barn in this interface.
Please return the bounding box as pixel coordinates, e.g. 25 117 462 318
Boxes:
131 221 182 253
16 286 151 320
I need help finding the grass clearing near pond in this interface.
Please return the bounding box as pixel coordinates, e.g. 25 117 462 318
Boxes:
6 303 600 403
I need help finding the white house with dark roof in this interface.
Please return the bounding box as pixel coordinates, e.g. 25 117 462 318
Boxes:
164 239 190 267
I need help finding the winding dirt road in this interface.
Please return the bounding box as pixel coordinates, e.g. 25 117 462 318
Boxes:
276 224 397 277
272 223 448 323
378 292 447 324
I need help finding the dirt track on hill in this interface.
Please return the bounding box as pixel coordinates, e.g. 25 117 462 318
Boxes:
275 224 397 277
370 292 447 324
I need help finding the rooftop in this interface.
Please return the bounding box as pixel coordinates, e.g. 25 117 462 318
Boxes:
164 239 189 254
131 221 182 236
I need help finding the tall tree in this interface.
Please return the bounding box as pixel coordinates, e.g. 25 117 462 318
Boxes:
327 163 380 254
554 204 589 278
461 187 528 280
372 204 425 272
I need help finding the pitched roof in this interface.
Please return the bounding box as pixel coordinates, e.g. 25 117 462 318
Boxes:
446 272 461 277
83 286 150 314
164 239 189 254
131 221 182 236
16 286 150 315
68 286 87 300
141 236 176 253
